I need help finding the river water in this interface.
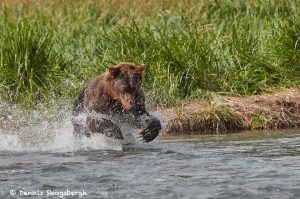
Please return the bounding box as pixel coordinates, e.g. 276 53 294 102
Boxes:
0 117 299 198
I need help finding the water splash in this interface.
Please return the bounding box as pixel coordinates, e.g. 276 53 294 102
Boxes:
0 99 165 152
0 101 135 152
0 116 127 152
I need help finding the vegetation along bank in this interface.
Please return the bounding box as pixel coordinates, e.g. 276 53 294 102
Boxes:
0 0 299 134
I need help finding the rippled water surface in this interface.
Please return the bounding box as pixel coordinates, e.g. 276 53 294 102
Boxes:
0 128 300 199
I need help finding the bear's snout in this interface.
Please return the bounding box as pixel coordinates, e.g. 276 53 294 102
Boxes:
120 93 134 110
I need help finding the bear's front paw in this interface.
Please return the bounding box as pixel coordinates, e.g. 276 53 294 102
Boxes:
138 118 161 143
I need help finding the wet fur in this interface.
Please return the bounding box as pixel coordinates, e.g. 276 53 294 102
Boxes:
72 63 161 142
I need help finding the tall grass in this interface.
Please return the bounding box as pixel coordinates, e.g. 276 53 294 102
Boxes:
0 0 300 107
0 15 65 103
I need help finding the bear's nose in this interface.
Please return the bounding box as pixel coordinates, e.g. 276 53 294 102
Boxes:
122 101 134 110
120 94 134 110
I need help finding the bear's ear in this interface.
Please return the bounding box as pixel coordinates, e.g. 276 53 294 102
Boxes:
109 66 121 77
139 64 146 75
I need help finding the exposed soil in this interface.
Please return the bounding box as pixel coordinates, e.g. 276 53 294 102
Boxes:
1 89 300 138
159 89 300 136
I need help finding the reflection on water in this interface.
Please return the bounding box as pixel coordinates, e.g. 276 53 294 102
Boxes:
0 128 300 198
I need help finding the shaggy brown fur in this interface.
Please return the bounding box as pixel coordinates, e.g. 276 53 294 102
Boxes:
72 63 161 142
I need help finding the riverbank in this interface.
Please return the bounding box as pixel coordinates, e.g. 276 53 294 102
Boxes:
160 89 300 136
0 89 300 138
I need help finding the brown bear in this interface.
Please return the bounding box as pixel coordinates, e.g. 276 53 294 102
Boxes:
72 62 161 143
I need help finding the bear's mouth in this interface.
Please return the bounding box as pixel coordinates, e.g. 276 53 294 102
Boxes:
119 93 134 110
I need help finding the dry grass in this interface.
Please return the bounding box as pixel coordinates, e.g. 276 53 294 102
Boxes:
161 89 300 135
0 0 204 23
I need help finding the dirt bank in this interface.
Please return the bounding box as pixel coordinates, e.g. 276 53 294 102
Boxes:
1 89 300 138
159 89 300 136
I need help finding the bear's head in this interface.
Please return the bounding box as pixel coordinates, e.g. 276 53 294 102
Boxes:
108 63 145 110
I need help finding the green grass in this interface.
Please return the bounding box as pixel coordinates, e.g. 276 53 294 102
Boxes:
251 113 268 130
0 0 300 107
0 17 64 103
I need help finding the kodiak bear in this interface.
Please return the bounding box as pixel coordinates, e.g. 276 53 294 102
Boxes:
72 62 161 143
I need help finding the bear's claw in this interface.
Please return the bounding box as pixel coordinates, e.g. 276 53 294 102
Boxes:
139 129 160 143
138 118 161 143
